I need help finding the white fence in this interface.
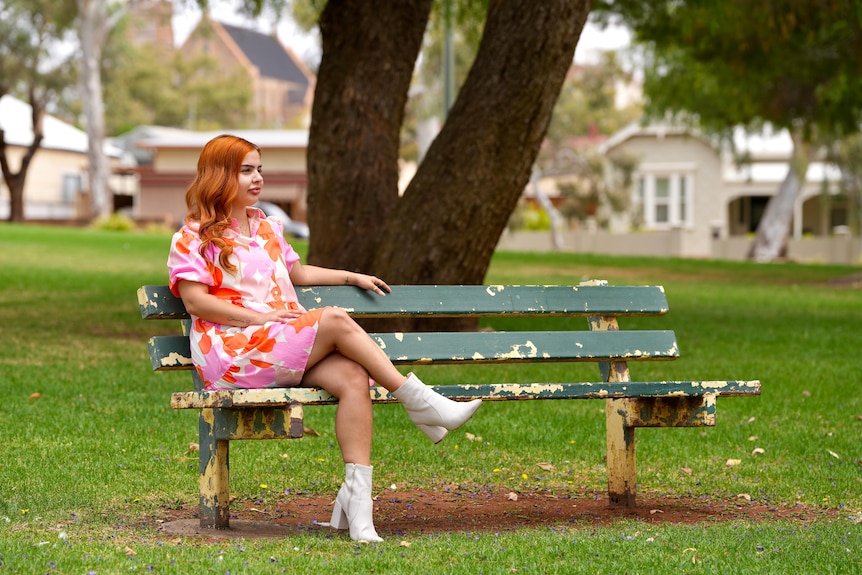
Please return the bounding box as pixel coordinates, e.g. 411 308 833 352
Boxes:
496 230 862 265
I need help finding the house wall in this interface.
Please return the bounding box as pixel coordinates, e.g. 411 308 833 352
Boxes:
137 145 308 226
610 133 724 258
0 146 87 219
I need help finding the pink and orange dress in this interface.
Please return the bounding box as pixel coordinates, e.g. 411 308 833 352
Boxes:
167 208 323 390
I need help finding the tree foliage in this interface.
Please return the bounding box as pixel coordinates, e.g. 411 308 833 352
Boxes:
594 0 862 260
100 21 253 134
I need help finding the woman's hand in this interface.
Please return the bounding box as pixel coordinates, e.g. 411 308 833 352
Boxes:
289 262 391 296
349 273 391 296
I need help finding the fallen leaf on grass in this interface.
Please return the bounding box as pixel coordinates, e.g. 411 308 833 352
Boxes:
650 509 664 514
726 459 742 467
188 443 199 452
29 392 41 400
465 432 483 442
680 467 693 475
303 426 320 436
400 541 411 547
537 462 555 471
737 493 752 501
124 547 136 556
751 447 765 456
828 450 841 459
802 390 811 397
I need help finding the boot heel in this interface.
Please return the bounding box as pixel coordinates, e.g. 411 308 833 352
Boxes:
416 423 448 444
330 498 349 529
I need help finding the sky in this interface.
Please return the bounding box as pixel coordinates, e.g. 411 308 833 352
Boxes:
172 2 632 67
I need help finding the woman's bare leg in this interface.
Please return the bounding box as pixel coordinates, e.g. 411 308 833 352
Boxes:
305 308 407 391
301 352 373 465
303 308 480 445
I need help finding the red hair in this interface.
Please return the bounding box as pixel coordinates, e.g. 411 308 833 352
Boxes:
185 134 260 274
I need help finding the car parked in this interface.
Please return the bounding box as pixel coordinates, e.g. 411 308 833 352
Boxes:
254 201 310 240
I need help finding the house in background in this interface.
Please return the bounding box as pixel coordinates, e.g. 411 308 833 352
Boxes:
134 129 308 227
0 95 125 221
499 122 859 263
182 17 315 129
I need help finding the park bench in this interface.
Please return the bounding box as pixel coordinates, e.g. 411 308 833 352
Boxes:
138 281 760 530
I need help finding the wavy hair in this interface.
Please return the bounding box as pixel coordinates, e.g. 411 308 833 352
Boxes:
185 134 260 274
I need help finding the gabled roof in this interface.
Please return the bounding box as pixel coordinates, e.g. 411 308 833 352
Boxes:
219 22 311 88
0 95 121 156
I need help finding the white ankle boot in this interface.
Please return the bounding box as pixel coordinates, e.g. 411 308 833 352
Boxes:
391 373 482 443
329 463 383 542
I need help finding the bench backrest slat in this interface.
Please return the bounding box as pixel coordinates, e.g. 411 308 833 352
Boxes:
139 284 669 320
147 330 679 372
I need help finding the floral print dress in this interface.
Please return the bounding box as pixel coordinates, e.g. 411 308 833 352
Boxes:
167 208 323 390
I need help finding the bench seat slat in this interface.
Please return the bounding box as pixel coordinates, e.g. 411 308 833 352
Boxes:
170 380 762 409
148 330 680 371
139 284 669 320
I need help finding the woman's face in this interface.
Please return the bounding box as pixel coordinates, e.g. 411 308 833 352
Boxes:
232 149 263 214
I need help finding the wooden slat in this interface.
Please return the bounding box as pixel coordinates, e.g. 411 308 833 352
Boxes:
139 284 669 320
170 380 762 409
147 329 680 371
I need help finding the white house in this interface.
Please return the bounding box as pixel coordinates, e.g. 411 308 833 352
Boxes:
498 122 858 263
0 95 124 220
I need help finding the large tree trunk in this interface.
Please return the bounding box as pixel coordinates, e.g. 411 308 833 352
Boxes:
372 0 588 285
306 0 433 271
77 0 111 220
748 131 813 262
308 0 589 283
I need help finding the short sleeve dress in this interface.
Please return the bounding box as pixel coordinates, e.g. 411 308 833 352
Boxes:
167 208 324 390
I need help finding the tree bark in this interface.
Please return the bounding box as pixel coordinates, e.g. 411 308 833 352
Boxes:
306 0 433 271
77 0 110 220
308 0 589 285
747 130 813 262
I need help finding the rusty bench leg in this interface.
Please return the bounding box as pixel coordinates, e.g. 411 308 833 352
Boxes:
199 408 231 529
606 398 637 507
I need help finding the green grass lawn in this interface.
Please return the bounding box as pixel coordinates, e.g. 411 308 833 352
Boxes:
0 224 860 574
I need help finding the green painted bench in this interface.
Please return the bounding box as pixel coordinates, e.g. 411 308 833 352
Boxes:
138 282 760 529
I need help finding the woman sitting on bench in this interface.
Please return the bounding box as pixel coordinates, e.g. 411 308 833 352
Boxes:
166 134 480 543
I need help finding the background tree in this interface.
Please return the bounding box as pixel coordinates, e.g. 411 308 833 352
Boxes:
99 24 253 134
543 51 640 160
594 0 862 261
77 0 111 219
0 0 76 223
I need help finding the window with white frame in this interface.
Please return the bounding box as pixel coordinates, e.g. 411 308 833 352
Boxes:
633 171 694 229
